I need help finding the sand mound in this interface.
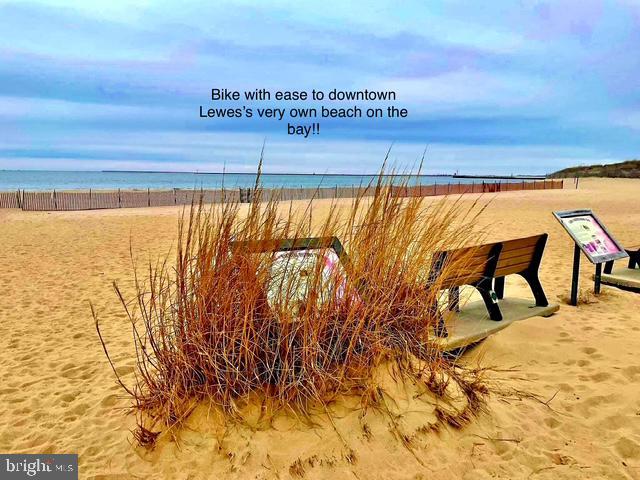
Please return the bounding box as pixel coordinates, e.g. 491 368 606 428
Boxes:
137 359 473 478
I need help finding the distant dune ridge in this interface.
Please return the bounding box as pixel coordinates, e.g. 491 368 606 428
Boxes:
549 159 640 178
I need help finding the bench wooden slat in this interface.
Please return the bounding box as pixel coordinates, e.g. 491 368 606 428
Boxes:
457 235 540 260
498 235 541 251
493 234 546 277
496 253 537 270
451 256 500 270
465 244 497 258
495 264 532 277
498 244 536 260
438 268 487 287
444 245 496 262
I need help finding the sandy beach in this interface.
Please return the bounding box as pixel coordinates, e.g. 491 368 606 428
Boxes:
1 177 639 479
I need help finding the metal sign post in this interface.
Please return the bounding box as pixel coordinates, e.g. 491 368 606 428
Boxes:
594 263 602 294
553 209 628 306
570 243 581 306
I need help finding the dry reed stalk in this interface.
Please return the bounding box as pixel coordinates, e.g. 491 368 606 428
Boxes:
94 169 491 446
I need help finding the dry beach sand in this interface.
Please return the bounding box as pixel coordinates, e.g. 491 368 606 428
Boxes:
1 177 639 479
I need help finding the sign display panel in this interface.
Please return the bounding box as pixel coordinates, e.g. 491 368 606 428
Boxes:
553 209 628 264
267 248 352 314
231 237 359 316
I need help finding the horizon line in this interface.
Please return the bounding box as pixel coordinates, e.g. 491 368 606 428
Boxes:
0 169 548 178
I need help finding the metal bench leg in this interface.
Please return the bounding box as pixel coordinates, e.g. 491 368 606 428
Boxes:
476 281 502 321
434 314 449 338
521 272 549 307
494 276 505 299
448 286 460 311
604 260 614 274
428 301 448 338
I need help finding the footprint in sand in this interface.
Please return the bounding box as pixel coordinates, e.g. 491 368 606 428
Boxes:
578 371 605 382
543 417 561 429
580 346 604 359
622 366 640 382
575 394 617 419
598 415 631 431
115 365 135 376
70 403 90 416
614 437 640 460
548 452 576 466
100 394 119 407
59 393 75 404
589 372 610 383
558 335 574 343
60 367 82 379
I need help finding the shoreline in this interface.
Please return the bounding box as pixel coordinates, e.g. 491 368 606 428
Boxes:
0 170 553 192
0 179 564 211
0 178 566 195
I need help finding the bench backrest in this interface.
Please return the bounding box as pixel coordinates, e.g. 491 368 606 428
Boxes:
431 243 502 288
431 233 548 288
493 233 547 278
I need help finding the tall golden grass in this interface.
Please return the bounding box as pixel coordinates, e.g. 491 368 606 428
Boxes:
94 171 489 447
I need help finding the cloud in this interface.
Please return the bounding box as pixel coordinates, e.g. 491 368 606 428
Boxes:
373 70 551 111
0 128 625 176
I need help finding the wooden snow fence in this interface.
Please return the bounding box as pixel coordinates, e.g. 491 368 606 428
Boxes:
7 180 563 211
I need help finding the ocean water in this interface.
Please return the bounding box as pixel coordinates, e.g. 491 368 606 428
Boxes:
0 170 525 191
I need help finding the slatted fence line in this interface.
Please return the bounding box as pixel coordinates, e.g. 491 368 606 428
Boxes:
0 191 21 209
4 180 564 211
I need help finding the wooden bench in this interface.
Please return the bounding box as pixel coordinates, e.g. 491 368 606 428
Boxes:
493 233 550 307
429 233 555 342
604 246 640 272
601 245 640 292
429 243 503 329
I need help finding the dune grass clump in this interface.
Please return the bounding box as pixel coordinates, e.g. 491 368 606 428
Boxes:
94 173 489 446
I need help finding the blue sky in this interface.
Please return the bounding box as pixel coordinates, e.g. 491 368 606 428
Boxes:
0 0 638 174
